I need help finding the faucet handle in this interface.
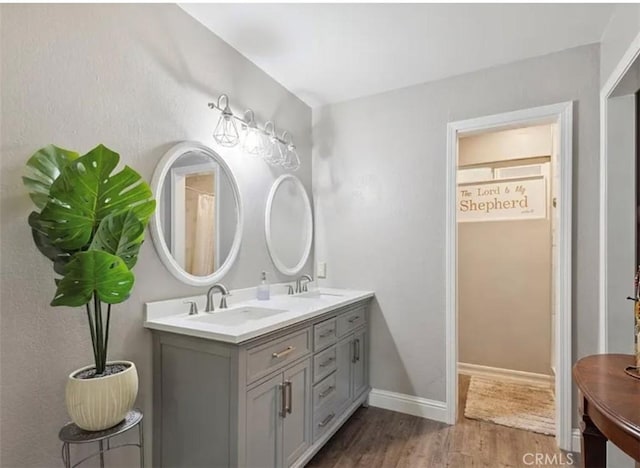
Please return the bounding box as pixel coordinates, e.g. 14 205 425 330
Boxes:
184 301 198 316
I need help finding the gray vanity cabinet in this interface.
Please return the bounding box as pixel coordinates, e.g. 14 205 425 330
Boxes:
245 359 311 468
282 360 312 465
151 298 371 468
246 373 281 468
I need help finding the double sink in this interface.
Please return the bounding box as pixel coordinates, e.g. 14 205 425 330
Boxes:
144 287 373 344
186 290 345 326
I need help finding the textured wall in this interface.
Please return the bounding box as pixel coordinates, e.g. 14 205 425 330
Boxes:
314 44 600 403
599 11 640 468
0 4 311 466
600 4 640 86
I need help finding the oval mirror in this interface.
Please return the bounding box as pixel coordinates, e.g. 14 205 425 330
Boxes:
265 174 313 276
150 142 243 286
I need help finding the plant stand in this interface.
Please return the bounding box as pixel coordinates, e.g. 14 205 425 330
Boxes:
58 409 144 468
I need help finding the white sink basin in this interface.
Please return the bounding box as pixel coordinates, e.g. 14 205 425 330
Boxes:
187 307 288 326
294 290 345 299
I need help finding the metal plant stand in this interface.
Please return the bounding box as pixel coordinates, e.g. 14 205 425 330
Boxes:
58 409 144 468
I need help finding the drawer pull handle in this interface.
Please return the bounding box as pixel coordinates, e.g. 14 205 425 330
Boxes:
272 346 295 359
319 357 335 368
318 413 335 427
348 316 360 323
319 385 335 399
319 329 335 338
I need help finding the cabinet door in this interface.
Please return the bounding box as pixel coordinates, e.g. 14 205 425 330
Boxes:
352 328 367 398
334 335 353 413
283 359 312 466
246 373 283 468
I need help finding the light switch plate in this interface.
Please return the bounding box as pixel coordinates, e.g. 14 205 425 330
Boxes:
317 262 327 279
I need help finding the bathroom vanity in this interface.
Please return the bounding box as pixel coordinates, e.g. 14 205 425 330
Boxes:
145 142 370 466
145 288 373 468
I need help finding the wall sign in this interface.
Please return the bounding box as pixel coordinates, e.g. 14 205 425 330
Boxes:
457 176 546 222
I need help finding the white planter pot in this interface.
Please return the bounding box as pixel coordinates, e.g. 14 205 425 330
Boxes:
65 361 138 431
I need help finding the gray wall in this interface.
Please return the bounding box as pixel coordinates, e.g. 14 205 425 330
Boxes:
600 11 640 467
0 4 311 467
313 44 600 403
605 94 636 355
600 4 640 86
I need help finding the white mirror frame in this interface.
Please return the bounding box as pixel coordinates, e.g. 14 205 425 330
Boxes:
150 141 244 286
264 174 313 276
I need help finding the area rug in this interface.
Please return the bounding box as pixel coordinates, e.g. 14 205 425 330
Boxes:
464 375 555 435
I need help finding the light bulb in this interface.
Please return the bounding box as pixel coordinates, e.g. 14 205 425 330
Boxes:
241 127 264 155
241 110 264 156
282 142 300 171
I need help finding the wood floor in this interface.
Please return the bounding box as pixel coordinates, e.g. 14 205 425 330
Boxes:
307 375 577 468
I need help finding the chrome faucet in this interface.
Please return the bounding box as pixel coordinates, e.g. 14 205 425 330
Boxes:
295 274 313 294
206 283 230 312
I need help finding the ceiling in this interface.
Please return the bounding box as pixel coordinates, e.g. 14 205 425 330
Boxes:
180 3 614 108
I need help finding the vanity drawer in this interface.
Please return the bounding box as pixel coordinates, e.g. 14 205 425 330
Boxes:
246 328 311 383
313 373 337 412
313 318 337 351
313 400 339 442
313 345 337 384
336 306 366 337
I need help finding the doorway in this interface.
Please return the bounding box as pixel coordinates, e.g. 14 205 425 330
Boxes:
445 102 574 451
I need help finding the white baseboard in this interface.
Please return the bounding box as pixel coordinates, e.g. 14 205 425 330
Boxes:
368 388 448 423
572 428 581 453
458 362 554 388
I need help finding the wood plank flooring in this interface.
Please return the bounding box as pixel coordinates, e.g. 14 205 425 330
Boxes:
307 375 578 468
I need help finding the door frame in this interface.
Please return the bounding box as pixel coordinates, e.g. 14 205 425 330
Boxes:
599 32 640 353
170 161 222 271
445 102 574 450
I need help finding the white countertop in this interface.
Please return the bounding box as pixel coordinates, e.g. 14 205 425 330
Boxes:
144 287 374 344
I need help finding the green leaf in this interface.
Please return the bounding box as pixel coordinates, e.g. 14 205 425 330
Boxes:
51 251 134 307
89 209 144 269
28 211 76 275
39 144 156 251
23 145 79 209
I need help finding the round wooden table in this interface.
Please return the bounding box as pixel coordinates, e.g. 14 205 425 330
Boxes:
573 354 640 467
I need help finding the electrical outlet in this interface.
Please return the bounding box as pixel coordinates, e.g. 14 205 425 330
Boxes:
317 262 327 279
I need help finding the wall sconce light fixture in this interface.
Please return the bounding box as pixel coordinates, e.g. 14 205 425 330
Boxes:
208 94 300 171
212 95 239 147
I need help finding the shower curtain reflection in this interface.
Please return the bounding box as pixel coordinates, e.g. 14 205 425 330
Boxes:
189 192 216 275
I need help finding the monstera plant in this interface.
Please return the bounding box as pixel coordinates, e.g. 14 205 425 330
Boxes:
23 144 155 431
